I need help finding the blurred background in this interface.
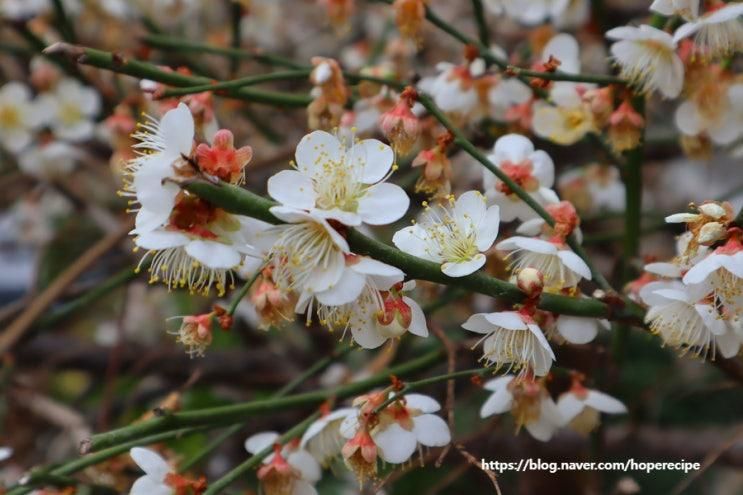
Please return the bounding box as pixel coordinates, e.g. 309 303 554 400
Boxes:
1 0 743 494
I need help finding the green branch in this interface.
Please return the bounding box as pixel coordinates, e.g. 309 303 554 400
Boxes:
160 69 311 98
613 97 646 361
186 181 640 322
87 348 443 451
141 33 306 69
471 0 490 46
42 43 311 108
5 427 210 495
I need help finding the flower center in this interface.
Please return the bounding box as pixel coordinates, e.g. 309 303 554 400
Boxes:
311 153 368 213
59 102 83 125
497 161 538 195
0 105 20 128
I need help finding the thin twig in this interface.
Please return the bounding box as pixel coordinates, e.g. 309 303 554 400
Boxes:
0 218 133 354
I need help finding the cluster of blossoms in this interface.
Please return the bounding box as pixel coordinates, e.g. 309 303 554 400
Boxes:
0 68 99 171
607 1 743 157
124 103 258 301
128 390 450 494
480 371 626 441
635 201 743 359
7 0 743 492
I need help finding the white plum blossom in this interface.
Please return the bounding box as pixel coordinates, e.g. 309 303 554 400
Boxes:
18 141 80 179
133 212 261 296
482 134 557 222
676 83 743 145
606 25 684 99
300 408 358 466
463 310 555 376
500 0 570 26
557 164 626 214
267 130 409 227
533 82 596 145
340 393 451 466
641 280 729 358
496 237 592 290
322 280 429 349
0 82 44 153
682 235 743 317
557 380 627 434
125 103 194 234
542 33 581 74
673 3 743 58
480 375 563 441
129 447 174 495
36 78 101 142
650 0 699 20
393 191 500 277
552 0 590 29
0 446 12 462
263 207 351 301
245 431 321 495
418 59 485 118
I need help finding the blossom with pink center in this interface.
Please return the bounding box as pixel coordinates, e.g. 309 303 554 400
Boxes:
482 134 557 222
339 392 451 480
245 432 321 495
194 129 252 184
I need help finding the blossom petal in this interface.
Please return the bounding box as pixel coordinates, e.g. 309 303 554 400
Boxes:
441 254 486 277
413 414 451 447
480 388 513 417
316 267 367 306
496 236 556 254
135 230 190 250
475 205 501 252
374 423 417 464
393 225 437 261
130 475 172 495
483 375 513 392
556 393 585 424
405 394 441 413
160 103 195 158
484 311 527 330
351 138 394 184
557 250 592 280
287 450 322 483
357 183 410 225
493 134 534 163
585 391 627 414
295 130 342 176
351 321 387 349
556 315 599 344
462 313 494 334
244 431 280 455
185 241 241 269
404 296 429 337
267 170 317 210
130 448 170 481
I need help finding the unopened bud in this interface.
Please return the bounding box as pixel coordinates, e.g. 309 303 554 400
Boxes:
517 268 544 298
698 202 726 220
698 221 727 245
